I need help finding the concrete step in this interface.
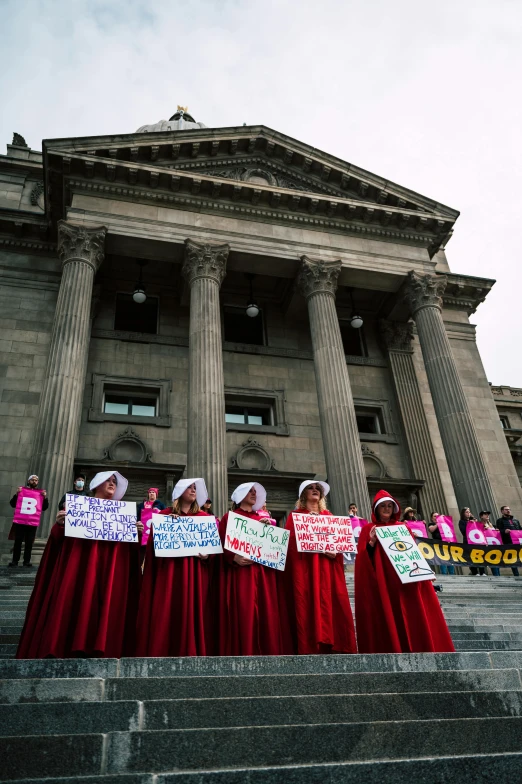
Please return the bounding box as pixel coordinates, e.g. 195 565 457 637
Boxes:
0 625 23 634
0 645 17 656
4 717 522 780
6 753 522 784
0 677 105 704
106 668 522 702
450 632 522 641
454 641 522 651
0 635 20 644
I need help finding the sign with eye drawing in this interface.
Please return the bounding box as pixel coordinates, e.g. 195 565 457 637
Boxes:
375 524 435 584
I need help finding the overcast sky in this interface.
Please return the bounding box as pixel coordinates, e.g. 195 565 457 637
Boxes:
1 0 521 385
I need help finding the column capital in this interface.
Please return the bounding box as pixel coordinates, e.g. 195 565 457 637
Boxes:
297 256 341 300
404 270 447 316
379 319 414 353
57 221 107 272
183 238 229 288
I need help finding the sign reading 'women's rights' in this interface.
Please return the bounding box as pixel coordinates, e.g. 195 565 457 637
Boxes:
152 515 223 557
293 513 356 554
65 494 138 543
225 511 289 570
376 524 435 584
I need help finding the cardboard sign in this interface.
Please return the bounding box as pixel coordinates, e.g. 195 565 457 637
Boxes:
509 530 522 545
406 521 428 539
140 503 154 547
436 515 458 543
375 524 435 584
225 511 289 570
65 494 138 543
13 488 46 526
292 513 355 554
152 514 223 557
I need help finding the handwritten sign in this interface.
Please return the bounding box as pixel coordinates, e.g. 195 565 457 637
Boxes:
225 511 289 570
375 524 434 584
152 514 223 557
65 494 138 543
292 513 355 554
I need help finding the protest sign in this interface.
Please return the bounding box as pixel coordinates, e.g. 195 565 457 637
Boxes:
349 517 367 539
225 511 289 570
292 513 355 554
484 528 502 545
65 494 138 543
436 515 458 543
13 488 46 526
140 504 154 547
416 537 522 568
152 514 222 557
375 524 435 584
509 530 522 545
466 522 488 545
406 520 428 539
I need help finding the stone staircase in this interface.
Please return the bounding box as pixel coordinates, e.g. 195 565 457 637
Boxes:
1 569 522 781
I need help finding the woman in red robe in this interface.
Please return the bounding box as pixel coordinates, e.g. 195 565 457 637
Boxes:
354 489 455 654
218 482 290 656
136 478 216 657
16 471 143 659
281 480 357 654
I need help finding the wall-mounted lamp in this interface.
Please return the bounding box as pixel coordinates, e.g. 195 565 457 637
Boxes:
245 273 260 318
133 260 148 304
349 288 363 329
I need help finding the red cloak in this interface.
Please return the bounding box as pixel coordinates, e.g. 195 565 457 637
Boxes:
281 511 356 654
136 509 216 657
354 489 455 654
16 525 141 659
218 510 291 656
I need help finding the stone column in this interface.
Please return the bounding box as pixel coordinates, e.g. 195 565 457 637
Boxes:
29 221 107 535
379 320 448 516
404 271 498 514
182 239 229 517
297 257 372 519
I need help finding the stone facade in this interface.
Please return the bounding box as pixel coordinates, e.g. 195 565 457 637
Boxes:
0 121 521 539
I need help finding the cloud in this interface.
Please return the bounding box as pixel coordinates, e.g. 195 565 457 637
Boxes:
1 0 521 384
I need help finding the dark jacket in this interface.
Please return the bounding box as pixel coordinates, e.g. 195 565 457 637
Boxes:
458 518 477 544
495 515 521 545
58 489 88 511
429 523 442 541
10 490 49 512
137 499 166 520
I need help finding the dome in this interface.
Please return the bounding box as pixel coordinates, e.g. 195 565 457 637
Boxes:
136 107 207 133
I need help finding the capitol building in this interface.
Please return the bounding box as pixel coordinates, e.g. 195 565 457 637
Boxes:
1 108 521 537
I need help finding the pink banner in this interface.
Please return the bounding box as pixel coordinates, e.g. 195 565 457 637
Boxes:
436 515 458 543
13 488 45 526
509 530 522 545
406 521 428 539
484 528 503 545
466 521 487 545
140 503 154 546
258 510 277 526
349 517 368 539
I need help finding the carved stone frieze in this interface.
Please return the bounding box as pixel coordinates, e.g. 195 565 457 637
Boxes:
379 319 414 353
296 256 341 300
30 181 45 209
404 270 447 315
57 221 107 272
182 238 230 288
229 437 276 472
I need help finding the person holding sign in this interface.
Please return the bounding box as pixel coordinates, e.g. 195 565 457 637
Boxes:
136 478 217 657
218 482 291 656
281 481 357 655
427 512 456 575
8 475 49 568
137 487 165 565
16 471 143 659
354 489 454 654
458 507 486 576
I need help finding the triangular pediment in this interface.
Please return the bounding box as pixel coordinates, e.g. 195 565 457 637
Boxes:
43 125 459 253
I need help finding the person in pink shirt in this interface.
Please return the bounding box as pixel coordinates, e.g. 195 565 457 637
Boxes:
137 488 166 565
8 475 48 568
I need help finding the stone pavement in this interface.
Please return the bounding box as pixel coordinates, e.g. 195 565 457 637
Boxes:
0 569 521 781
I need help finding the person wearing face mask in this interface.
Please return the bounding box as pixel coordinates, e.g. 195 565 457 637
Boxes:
16 471 143 659
58 472 87 511
281 481 357 655
354 489 455 654
136 478 216 657
217 482 291 656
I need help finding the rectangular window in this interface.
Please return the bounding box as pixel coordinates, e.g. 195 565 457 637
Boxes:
225 404 272 427
223 306 265 346
114 293 159 335
338 320 366 357
355 409 385 435
104 390 158 417
499 415 510 429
